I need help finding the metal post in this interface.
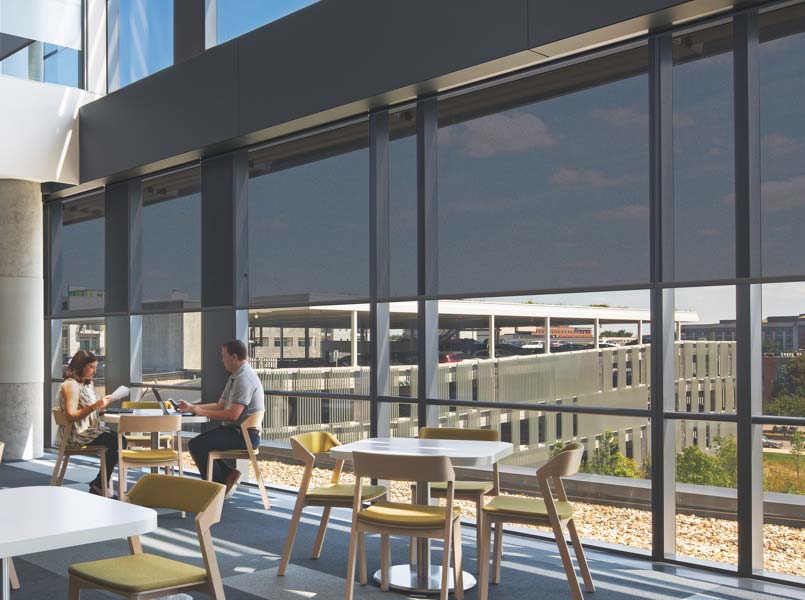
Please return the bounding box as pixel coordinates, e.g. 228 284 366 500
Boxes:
734 10 763 576
593 318 600 349
649 33 676 561
488 315 496 358
351 310 359 367
543 317 551 354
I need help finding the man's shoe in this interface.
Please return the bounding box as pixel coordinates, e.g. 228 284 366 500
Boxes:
224 469 242 500
88 480 118 500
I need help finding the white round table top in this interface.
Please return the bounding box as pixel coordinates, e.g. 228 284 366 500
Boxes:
102 408 209 424
329 437 513 467
0 486 157 558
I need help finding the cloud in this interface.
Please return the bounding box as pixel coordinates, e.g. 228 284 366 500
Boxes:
455 112 554 157
724 174 805 211
550 167 636 188
762 134 799 155
596 204 649 221
591 107 646 127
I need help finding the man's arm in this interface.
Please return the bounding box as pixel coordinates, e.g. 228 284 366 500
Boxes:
193 401 244 422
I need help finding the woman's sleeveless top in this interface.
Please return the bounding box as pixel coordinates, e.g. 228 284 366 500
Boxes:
56 381 106 447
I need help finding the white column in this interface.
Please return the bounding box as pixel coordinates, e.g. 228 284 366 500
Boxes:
544 317 551 354
351 310 359 367
205 0 218 49
85 0 108 94
488 314 495 359
638 320 644 345
593 318 600 349
0 180 43 459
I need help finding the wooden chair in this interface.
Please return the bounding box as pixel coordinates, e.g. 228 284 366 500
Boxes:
478 442 594 600
205 411 270 510
345 452 464 600
120 402 173 449
411 427 500 564
117 415 183 501
50 408 109 497
67 474 226 599
278 432 385 576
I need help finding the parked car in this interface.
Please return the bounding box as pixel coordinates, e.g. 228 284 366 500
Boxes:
762 435 784 449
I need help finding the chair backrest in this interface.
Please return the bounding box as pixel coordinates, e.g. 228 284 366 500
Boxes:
121 401 161 409
239 411 264 434
536 442 583 505
352 451 455 484
291 431 341 462
118 414 182 434
128 473 224 517
419 427 499 442
52 406 70 428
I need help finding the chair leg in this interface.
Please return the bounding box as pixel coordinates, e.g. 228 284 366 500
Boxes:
344 525 359 600
57 455 70 485
478 515 493 600
206 455 215 481
8 558 19 590
358 532 367 585
50 454 64 485
567 520 595 593
452 520 465 600
409 536 416 566
380 534 390 591
98 452 108 498
68 575 81 600
440 523 453 600
492 522 503 584
278 496 305 576
251 456 270 510
475 495 484 567
550 521 584 600
312 506 331 559
119 465 128 500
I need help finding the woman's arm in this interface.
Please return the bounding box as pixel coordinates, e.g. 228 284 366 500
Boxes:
61 381 104 422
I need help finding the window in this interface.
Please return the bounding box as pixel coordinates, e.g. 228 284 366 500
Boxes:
108 0 173 91
59 192 105 314
216 0 318 43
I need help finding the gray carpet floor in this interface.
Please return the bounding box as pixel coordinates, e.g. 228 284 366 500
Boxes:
1 453 803 600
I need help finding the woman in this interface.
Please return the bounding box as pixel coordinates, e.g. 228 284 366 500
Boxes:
56 349 126 497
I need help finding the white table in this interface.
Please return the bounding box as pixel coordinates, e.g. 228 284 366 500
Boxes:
331 437 513 594
0 486 157 599
102 408 209 426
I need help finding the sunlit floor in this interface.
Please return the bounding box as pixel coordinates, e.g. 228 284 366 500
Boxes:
1 453 803 600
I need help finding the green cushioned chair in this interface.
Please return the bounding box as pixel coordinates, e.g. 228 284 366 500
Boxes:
121 402 173 449
478 442 595 600
68 474 226 600
278 432 386 577
411 427 501 566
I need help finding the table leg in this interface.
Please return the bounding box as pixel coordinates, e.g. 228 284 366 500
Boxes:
2 557 11 600
150 432 159 474
416 479 432 586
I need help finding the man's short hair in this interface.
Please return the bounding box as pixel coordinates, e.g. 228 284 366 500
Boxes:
222 339 248 360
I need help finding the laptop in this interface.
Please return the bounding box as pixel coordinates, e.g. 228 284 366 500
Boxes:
152 388 194 416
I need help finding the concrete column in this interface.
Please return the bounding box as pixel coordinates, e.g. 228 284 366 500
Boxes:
0 180 43 459
544 317 551 355
351 310 359 367
638 320 644 345
593 318 600 349
488 315 495 359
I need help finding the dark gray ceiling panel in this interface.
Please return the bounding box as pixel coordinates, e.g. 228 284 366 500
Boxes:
79 42 239 182
236 0 529 137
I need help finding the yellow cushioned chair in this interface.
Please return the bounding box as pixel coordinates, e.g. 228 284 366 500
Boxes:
50 407 109 497
205 411 270 509
278 432 385 576
345 452 464 600
478 442 594 600
68 474 226 599
117 415 183 501
411 427 500 564
120 402 173 449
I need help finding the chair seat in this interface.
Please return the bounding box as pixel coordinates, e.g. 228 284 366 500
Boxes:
69 553 207 593
209 448 259 458
121 449 179 462
306 483 386 501
124 434 173 443
430 481 494 495
64 445 105 455
358 501 460 528
482 495 574 521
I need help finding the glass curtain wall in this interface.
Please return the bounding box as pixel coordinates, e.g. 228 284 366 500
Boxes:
46 0 805 585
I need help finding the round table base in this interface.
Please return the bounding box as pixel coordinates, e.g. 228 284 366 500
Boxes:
373 565 476 594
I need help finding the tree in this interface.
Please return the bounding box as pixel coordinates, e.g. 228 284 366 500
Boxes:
581 431 638 478
713 435 738 487
766 394 805 418
771 354 805 402
676 445 731 487
600 329 631 338
791 429 804 481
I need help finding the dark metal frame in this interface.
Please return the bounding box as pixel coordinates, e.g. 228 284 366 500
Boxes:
45 0 805 589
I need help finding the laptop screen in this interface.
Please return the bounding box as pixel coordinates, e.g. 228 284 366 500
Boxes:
152 388 170 415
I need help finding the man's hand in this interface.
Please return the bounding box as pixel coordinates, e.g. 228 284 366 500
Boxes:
177 399 195 414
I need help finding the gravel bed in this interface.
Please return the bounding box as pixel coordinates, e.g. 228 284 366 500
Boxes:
182 453 805 577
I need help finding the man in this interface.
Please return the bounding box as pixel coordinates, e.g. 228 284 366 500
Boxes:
179 340 264 498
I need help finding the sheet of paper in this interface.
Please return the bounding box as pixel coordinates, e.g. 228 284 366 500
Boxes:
109 385 130 401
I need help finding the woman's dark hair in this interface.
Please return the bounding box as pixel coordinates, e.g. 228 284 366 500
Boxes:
65 350 98 384
222 340 248 361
